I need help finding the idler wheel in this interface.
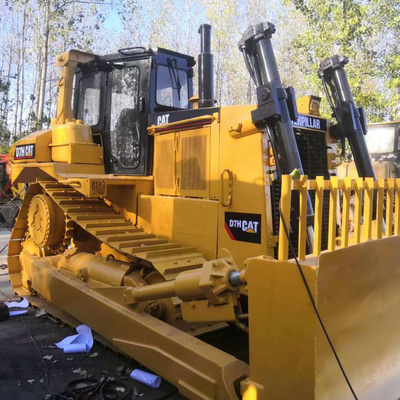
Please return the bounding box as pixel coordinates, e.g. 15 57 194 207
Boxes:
28 194 65 247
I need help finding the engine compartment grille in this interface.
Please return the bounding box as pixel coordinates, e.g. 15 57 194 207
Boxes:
271 128 330 257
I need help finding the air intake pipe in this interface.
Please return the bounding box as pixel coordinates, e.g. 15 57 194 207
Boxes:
198 24 214 108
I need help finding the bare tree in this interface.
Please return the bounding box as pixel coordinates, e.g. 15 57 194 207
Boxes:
36 0 50 129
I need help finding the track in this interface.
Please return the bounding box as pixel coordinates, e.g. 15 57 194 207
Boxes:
8 181 206 288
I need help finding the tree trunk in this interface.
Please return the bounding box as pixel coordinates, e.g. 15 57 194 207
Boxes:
29 50 41 133
18 0 28 137
1 47 13 141
36 0 50 130
13 44 21 140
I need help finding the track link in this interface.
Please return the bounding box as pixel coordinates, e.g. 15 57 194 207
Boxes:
8 181 206 286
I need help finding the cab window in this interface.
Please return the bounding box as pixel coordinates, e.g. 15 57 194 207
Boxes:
156 61 189 109
365 126 395 154
110 67 140 168
77 72 102 126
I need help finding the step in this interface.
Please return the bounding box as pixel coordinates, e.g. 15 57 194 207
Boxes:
47 188 78 194
43 183 71 189
52 196 86 203
138 250 206 279
52 192 85 199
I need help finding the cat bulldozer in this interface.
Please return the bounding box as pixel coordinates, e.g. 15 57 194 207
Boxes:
8 22 400 399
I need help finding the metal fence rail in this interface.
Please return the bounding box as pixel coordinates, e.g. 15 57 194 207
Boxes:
278 175 398 261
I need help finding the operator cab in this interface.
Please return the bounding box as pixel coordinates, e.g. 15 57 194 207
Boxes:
72 48 195 175
365 122 400 162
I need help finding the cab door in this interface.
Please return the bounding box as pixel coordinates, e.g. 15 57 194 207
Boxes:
74 69 106 147
105 59 151 175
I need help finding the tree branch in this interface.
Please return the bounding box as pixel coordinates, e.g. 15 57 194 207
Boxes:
50 0 112 18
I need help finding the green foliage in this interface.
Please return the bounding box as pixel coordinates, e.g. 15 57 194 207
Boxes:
0 142 11 155
0 119 10 143
289 0 400 122
2 0 400 136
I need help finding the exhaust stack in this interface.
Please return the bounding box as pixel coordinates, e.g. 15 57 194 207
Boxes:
198 24 214 108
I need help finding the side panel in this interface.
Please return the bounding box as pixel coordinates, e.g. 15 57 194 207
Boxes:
137 195 218 260
105 181 154 224
217 105 272 267
154 126 211 198
11 129 52 164
154 133 177 195
178 128 210 198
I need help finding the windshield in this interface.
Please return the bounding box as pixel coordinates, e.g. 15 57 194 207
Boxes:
156 63 189 109
365 126 395 154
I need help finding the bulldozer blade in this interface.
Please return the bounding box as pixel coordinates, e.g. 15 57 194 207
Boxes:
243 236 400 399
316 235 400 399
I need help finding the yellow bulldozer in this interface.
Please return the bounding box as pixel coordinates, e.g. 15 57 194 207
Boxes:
7 22 400 399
